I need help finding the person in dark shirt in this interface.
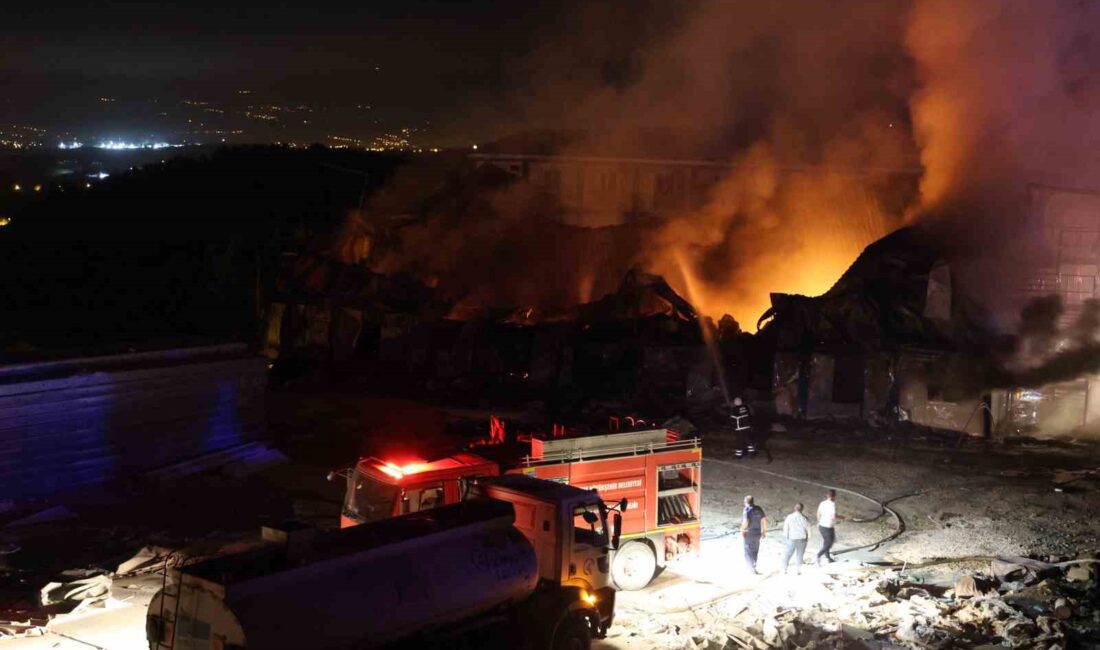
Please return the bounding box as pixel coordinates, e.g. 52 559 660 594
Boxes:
740 494 768 574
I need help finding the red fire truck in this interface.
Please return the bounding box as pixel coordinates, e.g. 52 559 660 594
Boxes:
336 424 701 590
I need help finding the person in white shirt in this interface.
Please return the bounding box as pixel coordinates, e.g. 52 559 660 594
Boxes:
816 489 843 565
781 503 812 574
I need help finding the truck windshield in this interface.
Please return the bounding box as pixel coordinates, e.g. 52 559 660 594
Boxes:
573 504 608 548
345 470 399 523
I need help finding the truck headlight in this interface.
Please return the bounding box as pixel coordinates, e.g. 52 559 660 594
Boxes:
581 590 597 606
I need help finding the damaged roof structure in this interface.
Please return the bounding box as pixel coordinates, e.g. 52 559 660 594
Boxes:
761 217 1100 440
761 226 1004 435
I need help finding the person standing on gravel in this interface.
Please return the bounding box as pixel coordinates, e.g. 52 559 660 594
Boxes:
781 503 812 574
816 489 843 566
740 495 767 574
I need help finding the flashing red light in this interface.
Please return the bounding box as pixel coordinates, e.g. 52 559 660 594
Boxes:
377 460 427 479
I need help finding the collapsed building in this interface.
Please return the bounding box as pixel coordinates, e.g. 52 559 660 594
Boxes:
764 184 1100 441
761 227 1002 435
261 251 448 371
264 257 716 417
257 140 1100 439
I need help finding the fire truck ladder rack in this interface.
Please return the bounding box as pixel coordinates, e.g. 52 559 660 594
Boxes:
520 436 700 467
657 459 700 526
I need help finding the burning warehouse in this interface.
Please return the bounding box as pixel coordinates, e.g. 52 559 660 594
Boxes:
762 226 1003 435
765 182 1100 441
3 0 1100 649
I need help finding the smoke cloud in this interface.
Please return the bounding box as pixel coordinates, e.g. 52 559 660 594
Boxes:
365 1 922 325
981 297 1100 389
355 0 1100 344
906 0 1100 214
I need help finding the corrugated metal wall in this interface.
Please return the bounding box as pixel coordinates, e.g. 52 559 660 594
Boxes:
0 345 267 501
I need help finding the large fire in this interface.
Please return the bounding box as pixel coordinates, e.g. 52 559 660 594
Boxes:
649 144 899 328
344 0 1096 331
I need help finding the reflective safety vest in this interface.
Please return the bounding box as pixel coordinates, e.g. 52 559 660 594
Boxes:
730 404 752 431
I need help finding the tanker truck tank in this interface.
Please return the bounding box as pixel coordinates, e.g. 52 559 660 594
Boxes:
147 499 538 650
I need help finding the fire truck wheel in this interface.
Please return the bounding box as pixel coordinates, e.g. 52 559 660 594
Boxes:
551 614 591 650
611 541 656 591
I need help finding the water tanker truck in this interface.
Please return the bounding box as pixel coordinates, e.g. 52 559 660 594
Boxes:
336 424 702 590
146 475 620 650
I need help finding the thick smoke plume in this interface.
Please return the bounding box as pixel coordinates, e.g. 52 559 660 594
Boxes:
356 0 1100 348
906 0 1100 214
513 1 920 326
363 1 920 325
981 297 1100 389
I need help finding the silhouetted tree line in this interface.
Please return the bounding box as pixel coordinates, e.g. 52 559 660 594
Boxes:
0 146 415 358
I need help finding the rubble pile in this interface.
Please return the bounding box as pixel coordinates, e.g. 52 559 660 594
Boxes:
615 555 1100 649
0 544 193 640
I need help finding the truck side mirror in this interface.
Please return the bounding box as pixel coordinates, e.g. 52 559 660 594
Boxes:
582 511 598 525
612 513 622 550
618 498 628 512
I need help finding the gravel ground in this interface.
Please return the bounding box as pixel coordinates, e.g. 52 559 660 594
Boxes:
4 395 1099 649
598 421 1100 649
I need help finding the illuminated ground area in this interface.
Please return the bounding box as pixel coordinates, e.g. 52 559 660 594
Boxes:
597 428 1100 649
1 401 1098 649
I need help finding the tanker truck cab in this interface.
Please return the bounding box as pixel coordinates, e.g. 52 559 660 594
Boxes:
470 474 619 640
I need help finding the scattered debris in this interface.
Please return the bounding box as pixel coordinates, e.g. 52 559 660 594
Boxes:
990 555 1057 582
952 574 997 598
1052 467 1100 486
1066 564 1095 583
116 545 175 575
618 550 1100 649
40 574 111 607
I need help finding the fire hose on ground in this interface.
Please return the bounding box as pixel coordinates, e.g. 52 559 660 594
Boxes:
623 459 916 615
702 458 911 555
625 460 1100 615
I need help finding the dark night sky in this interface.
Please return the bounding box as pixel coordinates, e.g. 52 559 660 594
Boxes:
0 1 580 144
1 1 545 76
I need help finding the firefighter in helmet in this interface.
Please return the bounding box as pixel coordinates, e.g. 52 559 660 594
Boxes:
730 397 755 459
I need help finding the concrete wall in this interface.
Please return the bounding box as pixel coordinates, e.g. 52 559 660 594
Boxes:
774 350 1009 436
895 353 1006 437
0 345 267 501
804 353 861 419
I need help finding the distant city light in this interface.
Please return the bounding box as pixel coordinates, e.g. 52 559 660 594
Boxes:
12 184 21 192
58 141 84 150
88 172 110 180
95 140 182 151
33 184 41 192
0 217 11 228
472 144 478 150
84 183 92 188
